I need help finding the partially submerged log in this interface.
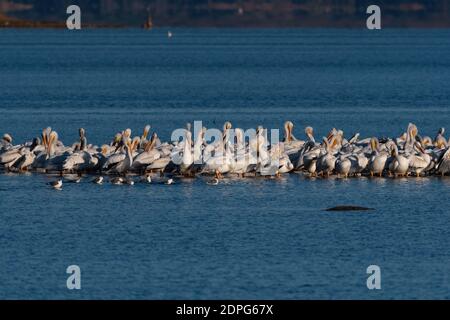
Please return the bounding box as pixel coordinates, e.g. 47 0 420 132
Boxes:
325 206 374 212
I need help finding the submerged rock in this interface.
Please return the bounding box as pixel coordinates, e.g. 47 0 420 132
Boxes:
325 206 374 212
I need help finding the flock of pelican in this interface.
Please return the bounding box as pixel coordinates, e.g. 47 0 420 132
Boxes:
1 122 450 189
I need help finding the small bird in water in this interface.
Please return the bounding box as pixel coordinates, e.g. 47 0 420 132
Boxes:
207 178 219 185
93 176 103 184
126 178 135 186
141 175 152 184
168 31 172 38
49 179 63 190
165 178 174 185
110 177 124 185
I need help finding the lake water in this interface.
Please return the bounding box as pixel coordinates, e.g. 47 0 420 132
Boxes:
0 28 450 299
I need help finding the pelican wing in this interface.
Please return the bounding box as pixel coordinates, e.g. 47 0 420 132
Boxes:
103 153 126 169
132 150 161 168
409 154 430 170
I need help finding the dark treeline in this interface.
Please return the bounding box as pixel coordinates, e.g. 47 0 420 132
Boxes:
1 0 450 27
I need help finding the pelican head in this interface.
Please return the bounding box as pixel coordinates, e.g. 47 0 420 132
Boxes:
327 128 337 142
399 132 407 142
124 128 132 139
142 125 151 139
436 139 447 149
413 141 425 154
235 128 244 145
113 133 122 145
370 137 378 151
145 133 157 152
186 122 192 132
438 127 445 135
131 137 141 152
223 121 232 132
408 123 418 141
79 128 85 138
101 144 109 156
421 136 433 147
284 121 294 142
2 133 12 143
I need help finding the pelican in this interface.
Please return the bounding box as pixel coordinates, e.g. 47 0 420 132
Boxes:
231 128 254 176
256 138 280 177
132 133 160 171
283 121 304 149
404 123 419 152
434 128 447 149
408 142 431 177
437 147 450 176
389 145 409 177
139 125 151 149
180 123 194 176
368 138 388 177
202 141 234 178
105 138 139 175
10 149 36 172
295 139 320 175
1 133 13 149
63 149 97 172
335 155 351 178
316 137 336 177
0 147 23 169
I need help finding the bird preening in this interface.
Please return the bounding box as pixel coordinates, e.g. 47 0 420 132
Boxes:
1 122 450 190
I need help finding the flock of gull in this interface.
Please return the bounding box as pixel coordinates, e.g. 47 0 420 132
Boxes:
1 121 450 189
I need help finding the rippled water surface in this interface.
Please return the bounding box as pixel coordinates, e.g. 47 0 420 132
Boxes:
1 28 450 299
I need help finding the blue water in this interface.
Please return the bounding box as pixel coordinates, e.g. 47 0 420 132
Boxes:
1 28 450 299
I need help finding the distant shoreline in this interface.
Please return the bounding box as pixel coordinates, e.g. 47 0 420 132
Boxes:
2 18 450 29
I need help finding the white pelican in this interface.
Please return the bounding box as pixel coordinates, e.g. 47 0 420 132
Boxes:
139 125 151 149
283 121 304 150
434 128 447 149
368 138 388 177
202 142 234 178
389 145 409 177
335 155 351 178
0 147 23 169
105 138 139 175
437 147 450 176
132 133 160 171
10 149 36 172
404 123 419 152
1 133 13 149
316 137 336 177
180 123 194 176
63 150 97 172
408 142 431 177
232 128 254 176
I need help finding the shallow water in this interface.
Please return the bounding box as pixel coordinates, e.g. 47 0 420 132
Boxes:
1 28 450 299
